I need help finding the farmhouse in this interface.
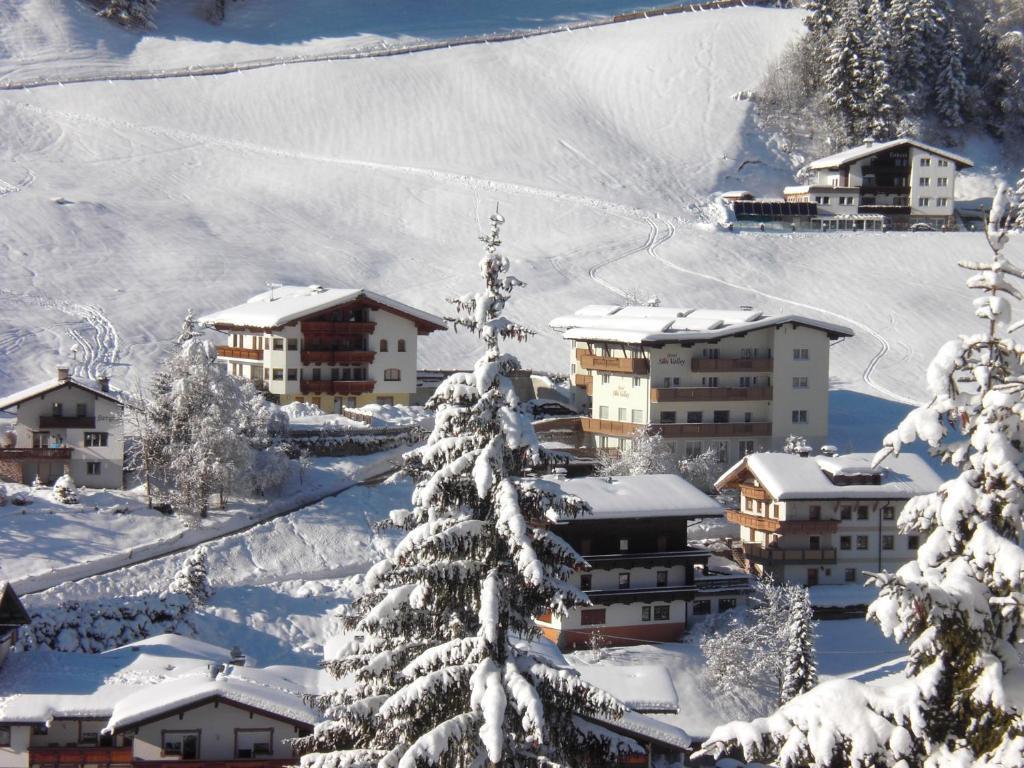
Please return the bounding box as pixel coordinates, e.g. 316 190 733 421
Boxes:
716 450 942 586
200 286 445 409
0 368 124 489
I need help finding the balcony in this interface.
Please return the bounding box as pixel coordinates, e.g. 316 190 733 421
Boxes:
0 447 73 460
39 415 95 429
217 345 262 361
741 542 837 564
695 574 752 593
740 484 769 501
573 374 593 395
302 320 376 334
690 358 772 373
301 350 375 365
655 421 772 439
300 379 376 396
29 747 134 766
575 350 649 375
859 185 909 196
587 585 697 605
580 417 643 438
858 205 911 215
584 550 711 569
651 386 772 403
726 509 780 533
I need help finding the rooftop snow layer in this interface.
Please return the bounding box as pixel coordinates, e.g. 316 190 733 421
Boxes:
549 305 852 345
805 138 973 170
716 452 942 500
547 474 723 520
573 662 679 713
0 377 123 412
199 285 445 331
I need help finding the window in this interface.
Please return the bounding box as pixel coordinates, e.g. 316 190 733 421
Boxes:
641 606 652 622
619 538 629 552
660 411 676 424
87 462 101 476
618 573 631 589
653 605 670 620
920 157 931 166
840 535 851 550
84 432 108 447
397 339 406 352
794 348 809 360
384 368 401 381
79 730 99 747
599 405 609 419
745 496 755 511
581 609 606 626
856 535 869 550
857 505 869 520
809 535 821 550
600 374 610 385
845 568 857 582
937 177 949 187
739 376 752 387
815 195 831 205
702 347 720 359
272 369 283 381
672 377 680 386
718 598 736 612
937 197 949 207
0 727 9 748
840 505 852 520
686 411 703 424
882 506 895 520
809 505 822 520
632 376 641 387
236 729 273 759
76 403 87 417
631 409 643 423
580 574 592 591
883 535 895 550
739 440 755 456
272 338 284 351
793 376 808 389
919 177 930 186
838 196 854 205
792 410 808 424
693 600 711 615
918 197 931 207
937 158 949 167
32 724 48 736
287 338 298 351
311 368 322 381
162 732 200 760
656 570 668 587
713 410 729 424
702 376 719 387
287 369 298 381
617 408 627 421
908 535 920 550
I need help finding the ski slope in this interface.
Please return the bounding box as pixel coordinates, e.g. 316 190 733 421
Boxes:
0 1 1016 411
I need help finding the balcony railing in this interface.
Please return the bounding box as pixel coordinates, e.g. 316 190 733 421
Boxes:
29 747 134 765
651 386 772 403
858 205 911 215
584 550 711 569
301 350 375 365
580 418 642 438
0 447 73 460
587 585 696 605
655 421 772 439
575 350 649 375
690 358 772 373
39 415 95 429
302 321 376 334
217 346 262 361
740 484 769 501
573 374 593 395
300 380 376 396
859 185 909 196
726 508 780 533
741 542 837 564
694 574 752 592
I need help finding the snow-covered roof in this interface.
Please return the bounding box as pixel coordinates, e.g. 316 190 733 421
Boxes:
716 451 942 501
198 285 446 332
805 139 973 171
0 377 123 412
546 474 723 520
589 709 692 750
549 305 852 345
572 662 679 713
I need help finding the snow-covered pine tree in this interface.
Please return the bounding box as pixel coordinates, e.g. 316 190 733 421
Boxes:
52 474 79 505
170 545 214 608
931 10 968 130
822 2 872 143
862 0 904 139
297 212 643 768
696 188 1024 767
779 586 817 704
596 426 676 476
1014 168 1024 231
96 0 158 29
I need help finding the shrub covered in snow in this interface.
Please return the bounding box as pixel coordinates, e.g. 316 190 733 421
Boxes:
597 426 677 476
170 545 213 608
52 474 79 505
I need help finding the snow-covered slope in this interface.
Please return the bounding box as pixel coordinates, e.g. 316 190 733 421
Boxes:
0 2 1016 409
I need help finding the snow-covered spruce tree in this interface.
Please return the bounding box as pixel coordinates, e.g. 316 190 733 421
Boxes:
822 2 871 143
52 474 79 505
297 213 643 768
696 190 1024 767
170 545 214 608
596 426 676 476
96 0 158 28
780 586 817 705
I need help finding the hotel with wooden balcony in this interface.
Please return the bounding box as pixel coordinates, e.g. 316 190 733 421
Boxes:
199 286 445 410
548 305 852 465
715 450 941 587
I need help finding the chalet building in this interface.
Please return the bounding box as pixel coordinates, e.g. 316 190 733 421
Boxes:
548 305 853 465
0 635 319 768
784 138 973 231
716 451 942 587
200 286 445 410
0 369 124 489
0 584 29 671
536 474 748 649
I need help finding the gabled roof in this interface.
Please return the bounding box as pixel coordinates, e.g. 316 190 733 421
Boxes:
0 378 123 412
715 451 942 501
549 305 852 346
198 285 446 334
542 474 723 521
0 582 30 627
805 139 973 171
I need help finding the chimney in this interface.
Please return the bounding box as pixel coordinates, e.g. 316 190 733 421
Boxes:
863 137 874 147
56 366 69 382
97 376 110 393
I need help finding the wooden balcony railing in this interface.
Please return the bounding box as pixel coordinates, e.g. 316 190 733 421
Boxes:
726 509 780 533
651 386 772 403
691 358 772 373
301 350 375 365
654 421 772 439
0 447 73 460
39 415 95 429
300 380 376 396
302 321 376 334
216 346 262 361
739 484 769 501
575 350 649 375
29 746 134 765
573 374 593 395
580 418 642 438
741 543 837 564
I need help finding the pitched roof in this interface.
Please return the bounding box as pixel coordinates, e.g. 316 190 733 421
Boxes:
198 285 446 333
0 582 29 627
549 305 853 345
715 451 942 501
542 474 723 521
0 377 123 412
805 139 973 171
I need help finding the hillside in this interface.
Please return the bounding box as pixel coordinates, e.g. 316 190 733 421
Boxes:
0 1 1019 415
